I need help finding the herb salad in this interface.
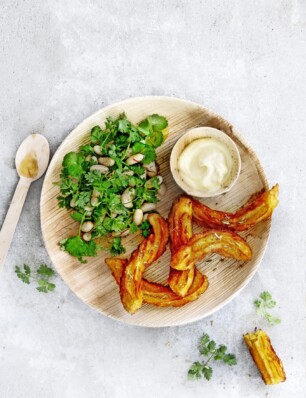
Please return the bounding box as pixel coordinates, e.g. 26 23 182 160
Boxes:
56 113 168 262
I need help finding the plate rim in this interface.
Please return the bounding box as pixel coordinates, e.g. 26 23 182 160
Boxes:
40 95 271 327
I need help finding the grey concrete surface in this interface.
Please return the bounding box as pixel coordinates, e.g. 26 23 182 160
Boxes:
0 1 305 397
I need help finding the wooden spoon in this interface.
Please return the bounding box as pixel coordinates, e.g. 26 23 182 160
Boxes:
0 134 50 270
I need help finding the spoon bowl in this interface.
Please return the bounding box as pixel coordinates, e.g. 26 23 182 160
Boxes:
15 134 50 180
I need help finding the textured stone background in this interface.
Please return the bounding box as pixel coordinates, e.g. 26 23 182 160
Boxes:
0 1 305 397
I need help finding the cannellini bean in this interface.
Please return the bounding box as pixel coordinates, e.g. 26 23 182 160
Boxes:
140 202 156 213
122 170 134 176
158 183 167 196
93 145 102 155
98 157 115 167
147 170 157 177
92 190 100 198
91 196 99 207
133 209 143 226
90 165 109 174
81 221 94 232
144 161 157 173
146 175 163 189
110 212 118 218
143 213 149 221
121 187 136 208
112 229 130 237
126 153 144 166
85 155 91 162
70 198 76 208
82 232 92 241
84 205 93 215
91 156 98 163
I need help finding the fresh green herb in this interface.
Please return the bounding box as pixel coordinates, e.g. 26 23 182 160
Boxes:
254 291 281 325
60 236 99 263
110 237 126 256
15 264 56 293
56 113 168 261
140 220 151 237
188 333 237 381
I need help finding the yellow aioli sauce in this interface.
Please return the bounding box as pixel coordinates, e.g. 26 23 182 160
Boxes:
178 138 233 192
18 153 38 178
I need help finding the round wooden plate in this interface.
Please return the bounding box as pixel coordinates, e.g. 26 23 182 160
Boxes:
41 96 270 327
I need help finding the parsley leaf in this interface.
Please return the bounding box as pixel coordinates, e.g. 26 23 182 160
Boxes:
62 152 86 179
140 220 151 237
188 333 236 381
254 291 281 325
15 263 56 292
60 236 99 263
110 237 126 256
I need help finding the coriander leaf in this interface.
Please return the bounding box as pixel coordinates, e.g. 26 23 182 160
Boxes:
138 119 151 135
147 114 168 130
260 291 272 301
129 222 139 234
70 212 85 222
36 279 56 293
15 265 31 284
214 345 227 360
62 152 86 179
146 130 164 148
60 236 99 263
132 142 145 154
37 264 55 277
142 146 156 164
110 237 126 256
202 366 213 381
254 291 281 326
188 362 203 380
140 220 151 237
223 354 237 366
189 333 236 381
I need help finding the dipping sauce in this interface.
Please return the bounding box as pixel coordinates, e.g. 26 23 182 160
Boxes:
178 138 233 193
18 153 38 178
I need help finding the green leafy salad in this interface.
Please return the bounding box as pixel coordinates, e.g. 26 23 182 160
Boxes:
56 113 168 262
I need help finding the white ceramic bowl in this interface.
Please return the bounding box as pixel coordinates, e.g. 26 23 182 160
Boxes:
170 127 241 198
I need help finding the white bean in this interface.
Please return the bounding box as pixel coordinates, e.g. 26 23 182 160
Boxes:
144 161 157 173
147 170 157 178
121 188 136 208
143 213 149 221
157 183 167 196
133 209 143 226
98 157 115 167
126 153 144 166
91 156 98 163
92 190 100 198
82 232 92 241
146 175 163 189
70 198 76 208
81 221 94 232
90 165 109 174
122 170 134 176
112 229 130 237
84 205 93 216
91 196 99 207
110 212 118 218
93 145 102 155
140 202 156 213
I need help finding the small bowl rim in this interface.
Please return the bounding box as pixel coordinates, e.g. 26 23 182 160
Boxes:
170 126 241 198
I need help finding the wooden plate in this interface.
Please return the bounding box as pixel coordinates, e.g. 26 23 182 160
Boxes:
40 96 270 327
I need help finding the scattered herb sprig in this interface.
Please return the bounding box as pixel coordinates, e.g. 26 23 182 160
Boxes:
254 291 281 325
15 264 56 293
56 113 168 262
188 333 237 381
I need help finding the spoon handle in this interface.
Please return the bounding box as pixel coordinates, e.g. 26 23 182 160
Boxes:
0 178 31 271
